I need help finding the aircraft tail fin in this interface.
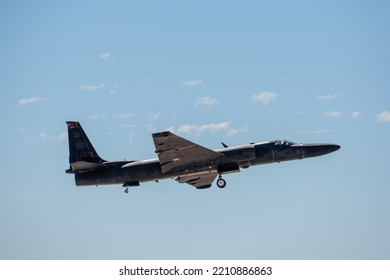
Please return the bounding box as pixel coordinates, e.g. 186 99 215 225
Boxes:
66 121 106 173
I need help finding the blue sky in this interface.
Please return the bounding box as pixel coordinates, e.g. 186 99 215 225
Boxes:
1 1 389 259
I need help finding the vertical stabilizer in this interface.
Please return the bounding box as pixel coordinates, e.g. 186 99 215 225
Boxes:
66 121 105 170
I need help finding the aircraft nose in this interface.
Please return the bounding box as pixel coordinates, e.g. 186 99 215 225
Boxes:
299 143 340 158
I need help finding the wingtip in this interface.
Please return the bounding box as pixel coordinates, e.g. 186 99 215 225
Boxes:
152 131 171 137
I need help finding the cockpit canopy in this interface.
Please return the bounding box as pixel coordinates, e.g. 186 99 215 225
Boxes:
274 140 296 146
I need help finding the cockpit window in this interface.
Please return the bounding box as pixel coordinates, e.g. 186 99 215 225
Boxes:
275 140 295 146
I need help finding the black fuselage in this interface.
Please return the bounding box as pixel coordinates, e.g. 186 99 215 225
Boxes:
74 141 339 187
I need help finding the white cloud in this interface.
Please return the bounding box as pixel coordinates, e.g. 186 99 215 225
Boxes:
313 129 333 134
252 92 278 105
78 84 105 92
54 132 67 141
15 127 26 133
294 129 333 135
127 132 134 144
99 52 111 61
39 132 47 139
350 111 362 119
149 112 161 122
376 111 390 122
88 114 107 120
182 80 204 87
194 96 219 107
39 132 67 141
166 125 176 132
175 122 248 137
109 84 118 95
18 97 45 106
225 126 249 137
325 112 342 118
318 94 338 100
115 113 136 121
291 111 306 116
115 124 136 129
177 122 230 135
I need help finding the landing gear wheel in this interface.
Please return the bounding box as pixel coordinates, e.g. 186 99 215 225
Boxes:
217 178 226 189
124 187 129 194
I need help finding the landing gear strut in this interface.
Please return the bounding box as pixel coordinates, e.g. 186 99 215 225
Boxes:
122 181 140 194
216 175 226 188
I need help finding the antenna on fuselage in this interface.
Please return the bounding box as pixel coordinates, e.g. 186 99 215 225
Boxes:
221 142 229 148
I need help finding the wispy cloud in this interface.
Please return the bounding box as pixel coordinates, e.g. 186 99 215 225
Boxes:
182 80 204 87
55 132 67 141
317 94 338 100
115 113 137 121
293 129 333 135
99 52 111 61
224 126 250 137
88 114 107 120
127 131 134 144
115 124 136 129
194 96 219 107
78 84 105 92
350 111 363 119
18 97 46 106
291 111 306 116
252 92 278 105
325 111 342 118
109 84 118 95
149 112 161 122
174 122 248 137
15 127 26 133
376 111 390 122
39 132 47 139
39 132 67 142
313 129 333 134
177 122 229 135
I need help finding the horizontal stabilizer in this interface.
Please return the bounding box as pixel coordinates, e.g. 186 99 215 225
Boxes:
67 161 105 173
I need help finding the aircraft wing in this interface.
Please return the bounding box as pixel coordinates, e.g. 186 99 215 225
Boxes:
152 131 224 173
175 171 218 189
